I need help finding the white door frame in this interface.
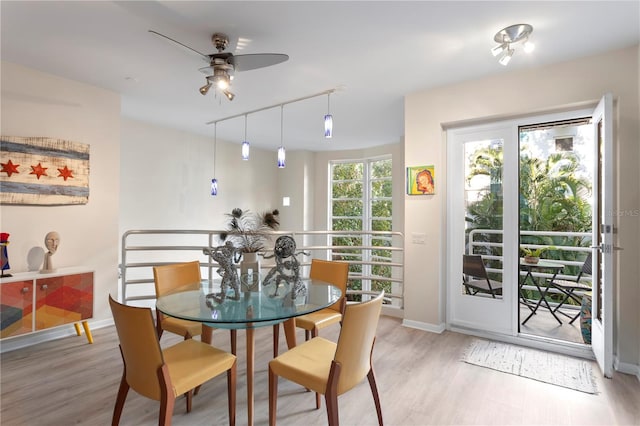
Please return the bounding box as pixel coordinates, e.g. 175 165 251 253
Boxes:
445 104 612 364
590 93 614 378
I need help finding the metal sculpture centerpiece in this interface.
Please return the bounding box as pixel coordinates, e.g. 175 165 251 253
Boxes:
203 241 242 303
262 236 309 301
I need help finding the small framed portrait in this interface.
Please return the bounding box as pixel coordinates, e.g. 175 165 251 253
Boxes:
407 165 435 195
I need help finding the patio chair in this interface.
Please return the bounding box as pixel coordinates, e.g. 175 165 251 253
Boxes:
550 252 592 324
463 255 503 298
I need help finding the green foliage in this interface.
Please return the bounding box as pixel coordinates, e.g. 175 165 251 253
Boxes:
331 159 393 301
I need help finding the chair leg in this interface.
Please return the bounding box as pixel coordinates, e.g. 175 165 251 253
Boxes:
367 368 383 426
112 373 130 426
228 360 237 426
305 330 310 341
325 361 341 426
158 364 175 425
273 324 280 358
268 365 278 426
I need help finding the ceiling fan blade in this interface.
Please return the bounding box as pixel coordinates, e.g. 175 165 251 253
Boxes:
233 53 289 72
148 30 210 63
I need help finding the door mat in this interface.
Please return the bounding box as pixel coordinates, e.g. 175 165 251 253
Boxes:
461 339 598 394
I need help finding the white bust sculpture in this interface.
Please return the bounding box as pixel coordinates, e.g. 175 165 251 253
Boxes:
40 231 60 273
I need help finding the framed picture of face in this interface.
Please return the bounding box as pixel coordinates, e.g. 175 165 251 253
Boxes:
407 165 435 195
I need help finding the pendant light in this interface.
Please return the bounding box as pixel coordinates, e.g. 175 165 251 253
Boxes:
211 123 218 196
277 105 286 168
324 92 333 139
241 114 250 160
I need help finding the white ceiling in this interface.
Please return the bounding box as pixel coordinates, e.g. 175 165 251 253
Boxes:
2 1 639 152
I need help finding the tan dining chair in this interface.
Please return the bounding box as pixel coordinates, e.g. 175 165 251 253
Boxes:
295 259 349 340
153 261 237 354
268 291 384 426
271 259 349 358
108 295 237 426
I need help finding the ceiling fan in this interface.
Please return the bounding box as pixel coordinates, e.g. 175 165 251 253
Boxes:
149 30 289 101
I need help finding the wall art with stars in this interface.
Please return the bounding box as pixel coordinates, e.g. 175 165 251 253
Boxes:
0 136 89 205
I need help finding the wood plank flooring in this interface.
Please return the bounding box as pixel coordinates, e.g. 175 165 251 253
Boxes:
2 316 639 425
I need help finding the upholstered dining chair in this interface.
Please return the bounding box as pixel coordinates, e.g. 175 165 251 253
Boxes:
268 291 384 426
550 252 593 323
462 254 503 298
153 261 236 354
295 259 349 340
108 295 237 426
271 259 349 358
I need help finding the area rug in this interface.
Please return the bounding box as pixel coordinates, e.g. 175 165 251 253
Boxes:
461 339 598 394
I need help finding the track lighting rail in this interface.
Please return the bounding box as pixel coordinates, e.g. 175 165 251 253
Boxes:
205 88 336 126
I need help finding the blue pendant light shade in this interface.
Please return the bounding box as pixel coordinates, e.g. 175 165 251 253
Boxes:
278 105 286 168
242 114 250 160
211 123 218 196
324 93 333 138
241 141 250 160
211 178 218 196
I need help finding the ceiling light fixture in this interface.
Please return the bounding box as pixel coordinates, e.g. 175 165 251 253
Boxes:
206 88 337 168
211 123 218 196
242 114 250 160
324 92 333 139
278 105 286 168
491 23 534 66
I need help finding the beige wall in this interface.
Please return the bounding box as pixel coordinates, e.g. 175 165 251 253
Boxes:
404 45 640 368
119 117 280 233
1 62 121 344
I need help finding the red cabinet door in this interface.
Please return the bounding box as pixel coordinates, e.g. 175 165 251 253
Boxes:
35 273 93 330
1 280 33 338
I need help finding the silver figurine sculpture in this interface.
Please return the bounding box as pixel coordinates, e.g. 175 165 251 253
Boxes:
263 235 309 300
203 241 242 303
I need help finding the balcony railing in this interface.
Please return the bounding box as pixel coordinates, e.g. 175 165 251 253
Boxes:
468 229 592 311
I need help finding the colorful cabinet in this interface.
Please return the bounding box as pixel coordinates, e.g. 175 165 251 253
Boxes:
1 269 93 342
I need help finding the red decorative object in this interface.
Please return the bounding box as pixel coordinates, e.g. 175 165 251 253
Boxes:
29 162 48 179
57 165 74 181
1 159 20 177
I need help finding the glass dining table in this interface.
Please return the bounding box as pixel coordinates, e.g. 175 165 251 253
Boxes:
156 277 341 426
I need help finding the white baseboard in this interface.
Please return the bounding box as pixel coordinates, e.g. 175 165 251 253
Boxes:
402 319 446 334
615 359 640 383
0 318 114 354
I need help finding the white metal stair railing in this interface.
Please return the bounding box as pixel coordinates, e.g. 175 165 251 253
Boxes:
120 229 404 310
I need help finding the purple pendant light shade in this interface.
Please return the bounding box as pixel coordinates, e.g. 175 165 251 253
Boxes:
324 93 333 138
211 178 218 196
211 123 218 196
278 105 286 168
242 114 250 160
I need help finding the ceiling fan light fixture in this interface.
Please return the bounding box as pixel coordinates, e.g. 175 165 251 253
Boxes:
200 81 212 95
491 23 533 65
224 90 235 101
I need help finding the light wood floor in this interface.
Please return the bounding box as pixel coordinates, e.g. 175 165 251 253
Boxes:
2 316 639 425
